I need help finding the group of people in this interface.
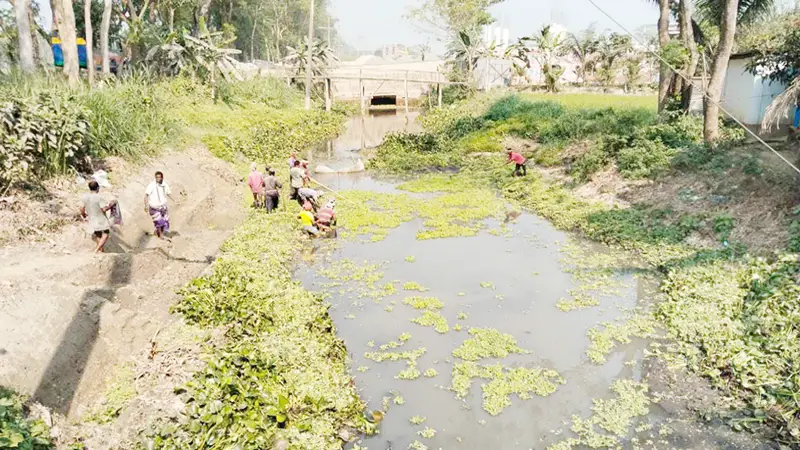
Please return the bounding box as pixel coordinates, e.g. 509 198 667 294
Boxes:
246 153 337 238
80 171 173 253
248 163 283 212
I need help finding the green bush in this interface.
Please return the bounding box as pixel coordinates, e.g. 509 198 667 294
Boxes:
1 92 90 189
571 147 608 181
617 139 678 179
0 388 52 449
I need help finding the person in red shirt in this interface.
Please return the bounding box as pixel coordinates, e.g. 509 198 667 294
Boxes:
506 150 527 176
247 163 264 208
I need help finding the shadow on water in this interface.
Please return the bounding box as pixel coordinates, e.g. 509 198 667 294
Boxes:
298 176 657 450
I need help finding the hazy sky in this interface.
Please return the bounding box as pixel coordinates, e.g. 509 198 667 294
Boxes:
331 0 659 53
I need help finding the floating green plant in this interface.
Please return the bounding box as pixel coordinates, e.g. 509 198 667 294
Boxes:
423 368 438 378
586 315 655 364
411 310 450 333
451 362 565 415
418 427 437 439
556 293 600 312
410 415 427 425
403 281 429 292
452 328 528 361
403 296 444 310
405 256 416 263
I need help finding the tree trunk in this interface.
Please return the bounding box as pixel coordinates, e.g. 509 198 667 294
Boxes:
84 0 94 85
657 0 671 113
679 0 700 112
250 17 258 61
703 0 738 145
55 0 80 87
49 0 58 32
169 7 174 32
14 0 36 73
27 4 41 67
101 0 111 74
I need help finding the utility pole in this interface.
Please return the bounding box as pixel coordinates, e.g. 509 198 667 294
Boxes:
304 0 315 110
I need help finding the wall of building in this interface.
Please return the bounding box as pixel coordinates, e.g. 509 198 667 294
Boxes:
721 58 794 126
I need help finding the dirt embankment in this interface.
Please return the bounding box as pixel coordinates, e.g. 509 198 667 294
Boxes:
0 147 245 446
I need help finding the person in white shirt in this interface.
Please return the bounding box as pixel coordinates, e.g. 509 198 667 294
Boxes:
144 171 174 239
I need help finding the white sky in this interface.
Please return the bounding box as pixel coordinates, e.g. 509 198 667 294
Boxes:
331 0 659 54
29 0 660 54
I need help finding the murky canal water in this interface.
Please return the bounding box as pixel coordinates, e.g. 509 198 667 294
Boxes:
291 110 771 450
298 198 652 449
293 111 657 449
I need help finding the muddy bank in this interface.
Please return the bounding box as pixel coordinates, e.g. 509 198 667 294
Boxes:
0 146 245 430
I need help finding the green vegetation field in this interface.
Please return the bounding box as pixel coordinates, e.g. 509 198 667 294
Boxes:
521 92 657 110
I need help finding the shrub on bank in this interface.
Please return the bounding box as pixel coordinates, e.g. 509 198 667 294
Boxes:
0 73 311 192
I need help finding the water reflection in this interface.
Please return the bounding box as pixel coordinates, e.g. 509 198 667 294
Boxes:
307 109 421 172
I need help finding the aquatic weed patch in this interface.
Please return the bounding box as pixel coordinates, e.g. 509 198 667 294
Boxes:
452 328 528 361
150 212 374 449
548 379 651 449
410 310 450 334
586 315 656 364
450 362 565 416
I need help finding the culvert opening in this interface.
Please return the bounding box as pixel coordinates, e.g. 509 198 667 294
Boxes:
370 95 397 107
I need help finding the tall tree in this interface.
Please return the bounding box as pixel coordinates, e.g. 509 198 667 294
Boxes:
55 0 80 87
100 0 111 73
679 0 699 111
84 0 94 84
657 0 671 112
14 0 36 72
565 28 599 85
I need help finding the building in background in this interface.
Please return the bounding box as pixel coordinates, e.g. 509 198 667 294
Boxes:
382 44 410 60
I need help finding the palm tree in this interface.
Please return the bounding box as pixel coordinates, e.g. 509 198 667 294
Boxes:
445 30 485 83
14 0 35 73
761 76 799 132
54 0 80 87
504 37 532 86
284 37 338 85
657 0 670 112
530 25 566 92
100 0 112 74
697 0 774 143
565 29 599 85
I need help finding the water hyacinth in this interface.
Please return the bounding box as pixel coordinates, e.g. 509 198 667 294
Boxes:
451 362 565 415
408 441 428 450
159 212 375 449
403 281 429 292
556 293 600 312
403 296 444 310
411 310 450 333
586 315 655 364
417 427 437 438
452 328 528 361
549 379 651 449
410 415 426 425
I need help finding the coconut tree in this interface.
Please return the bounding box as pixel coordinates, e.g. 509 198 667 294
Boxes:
697 0 774 143
284 37 338 81
54 0 80 87
657 0 670 112
565 29 599 85
530 25 565 92
100 0 111 74
84 0 93 84
678 0 699 111
13 0 35 73
504 37 532 86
